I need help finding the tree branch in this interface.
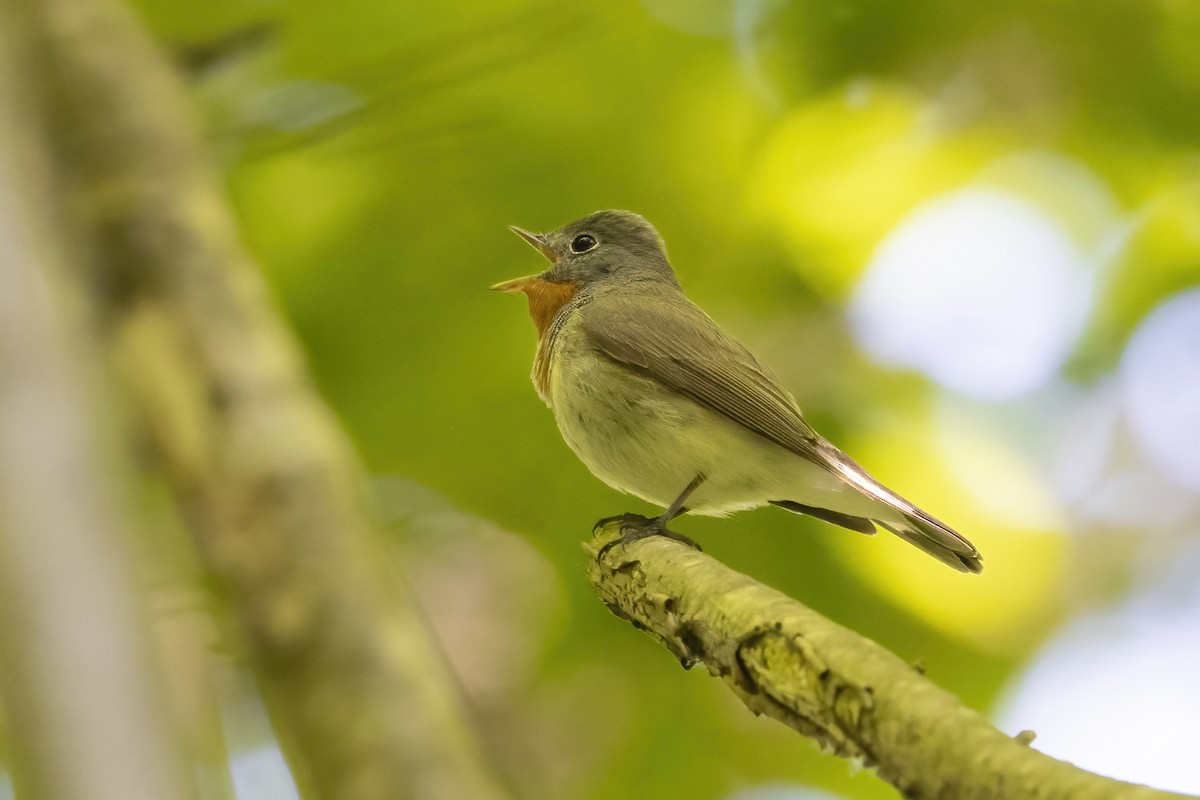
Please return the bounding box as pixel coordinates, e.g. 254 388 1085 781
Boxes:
586 521 1193 800
18 0 511 798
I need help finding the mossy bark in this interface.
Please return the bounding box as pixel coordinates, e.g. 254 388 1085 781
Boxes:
587 521 1194 800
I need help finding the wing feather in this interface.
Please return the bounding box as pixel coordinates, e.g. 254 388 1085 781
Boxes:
580 292 825 465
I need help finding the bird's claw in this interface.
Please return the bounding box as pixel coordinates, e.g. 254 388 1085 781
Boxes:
594 513 701 562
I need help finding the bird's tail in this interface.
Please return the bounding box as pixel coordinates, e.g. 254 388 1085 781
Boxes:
818 443 984 574
772 499 982 573
876 515 982 574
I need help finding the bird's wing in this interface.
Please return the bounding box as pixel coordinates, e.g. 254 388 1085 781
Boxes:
579 291 826 465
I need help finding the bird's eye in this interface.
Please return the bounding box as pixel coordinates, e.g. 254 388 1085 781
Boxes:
570 233 597 253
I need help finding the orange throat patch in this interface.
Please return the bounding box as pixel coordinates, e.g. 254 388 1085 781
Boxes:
520 277 579 338
519 278 577 404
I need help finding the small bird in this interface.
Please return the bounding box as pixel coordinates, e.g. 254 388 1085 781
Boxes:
494 210 982 573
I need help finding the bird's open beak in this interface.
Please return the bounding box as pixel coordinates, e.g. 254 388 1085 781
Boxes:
490 274 541 293
492 225 558 292
507 225 557 263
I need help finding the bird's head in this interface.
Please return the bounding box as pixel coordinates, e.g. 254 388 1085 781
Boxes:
492 210 678 299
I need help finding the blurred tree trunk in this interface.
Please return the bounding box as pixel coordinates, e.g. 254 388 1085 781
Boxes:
0 7 195 799
5 0 512 798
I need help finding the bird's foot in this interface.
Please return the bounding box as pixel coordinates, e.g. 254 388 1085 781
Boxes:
594 513 701 562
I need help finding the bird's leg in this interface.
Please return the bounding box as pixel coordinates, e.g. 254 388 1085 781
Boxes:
595 474 706 560
659 472 706 526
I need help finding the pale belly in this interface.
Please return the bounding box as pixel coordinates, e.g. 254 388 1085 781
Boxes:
545 329 873 517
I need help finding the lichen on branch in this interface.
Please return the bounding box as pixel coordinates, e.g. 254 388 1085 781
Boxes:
586 521 1193 800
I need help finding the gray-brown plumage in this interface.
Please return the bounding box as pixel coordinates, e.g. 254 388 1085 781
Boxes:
494 210 982 573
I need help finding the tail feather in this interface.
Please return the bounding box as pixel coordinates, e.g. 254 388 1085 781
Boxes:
770 500 877 535
878 517 983 574
814 441 984 574
770 500 983 573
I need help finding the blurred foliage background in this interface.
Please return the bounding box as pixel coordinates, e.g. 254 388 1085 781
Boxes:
9 0 1199 798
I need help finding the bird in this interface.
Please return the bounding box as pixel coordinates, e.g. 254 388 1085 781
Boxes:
493 210 982 573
